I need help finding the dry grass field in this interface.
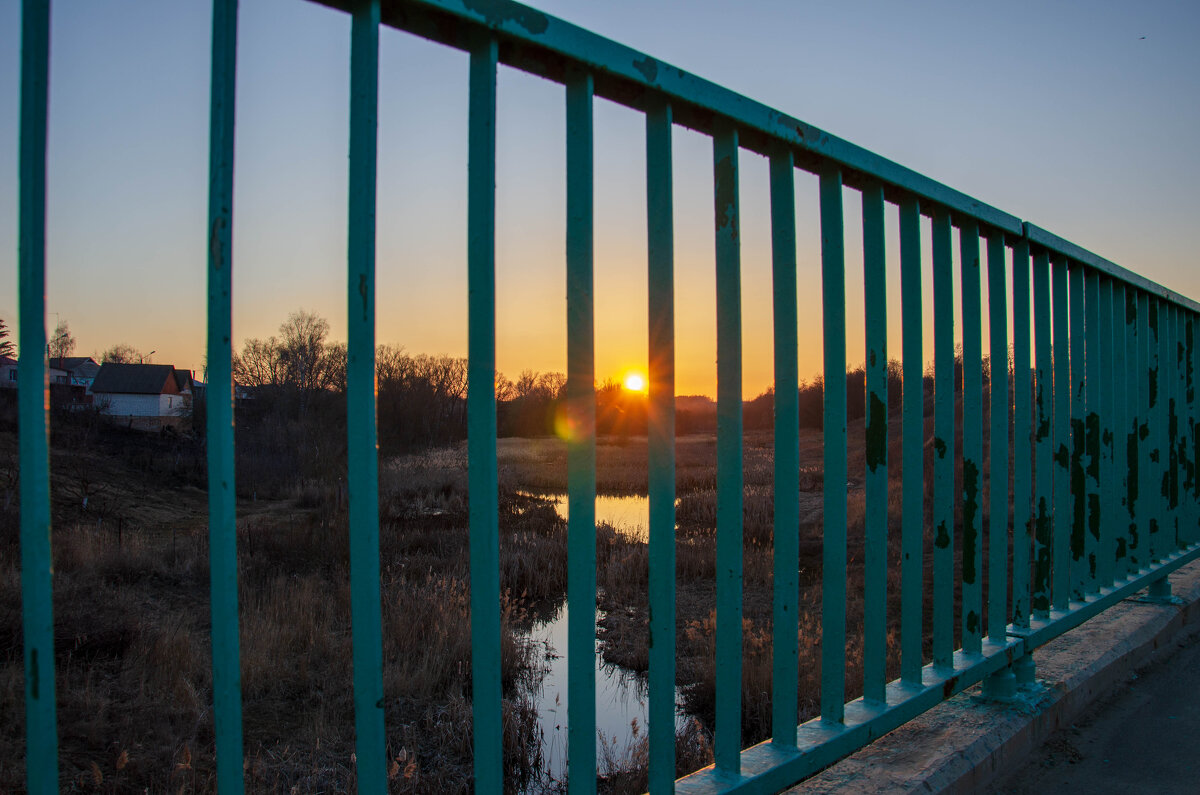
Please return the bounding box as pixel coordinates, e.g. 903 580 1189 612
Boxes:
1 389 997 792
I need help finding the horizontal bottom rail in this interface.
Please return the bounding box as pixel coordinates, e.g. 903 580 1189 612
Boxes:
676 542 1200 795
676 639 1021 794
1013 543 1200 649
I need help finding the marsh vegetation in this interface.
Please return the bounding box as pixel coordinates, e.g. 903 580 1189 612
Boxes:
2 341 1004 792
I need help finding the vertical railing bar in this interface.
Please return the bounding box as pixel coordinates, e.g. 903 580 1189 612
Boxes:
466 33 502 791
1166 303 1175 553
1188 311 1198 546
1084 270 1100 592
1011 237 1032 629
1149 297 1163 562
1165 303 1175 553
769 146 800 745
1161 298 1171 556
714 122 745 771
1172 304 1184 551
1157 297 1167 557
645 96 677 790
1112 282 1130 580
1031 248 1053 618
931 209 955 668
1137 291 1152 568
1164 302 1175 553
565 66 598 792
986 233 1009 641
1097 277 1115 588
1099 277 1118 588
862 183 888 703
1168 304 1178 551
1068 262 1086 599
1160 298 1171 558
899 196 924 683
1159 296 1167 561
1183 308 1191 545
960 220 983 654
1183 306 1190 548
1171 302 1180 552
1180 307 1191 548
819 164 848 721
206 0 244 791
1185 308 1192 546
347 1 386 790
1188 308 1194 543
18 0 57 791
1185 312 1195 547
1123 285 1140 576
1051 257 1072 611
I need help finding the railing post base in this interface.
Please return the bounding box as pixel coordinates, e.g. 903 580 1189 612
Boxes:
1139 575 1186 604
1013 654 1037 688
980 666 1017 702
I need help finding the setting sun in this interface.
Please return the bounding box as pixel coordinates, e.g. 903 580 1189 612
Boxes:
623 372 647 393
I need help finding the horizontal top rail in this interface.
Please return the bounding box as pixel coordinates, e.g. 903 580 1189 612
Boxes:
1024 223 1200 313
311 0 1023 235
310 0 1198 313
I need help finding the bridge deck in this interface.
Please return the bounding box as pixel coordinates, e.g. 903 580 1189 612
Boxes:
788 559 1200 793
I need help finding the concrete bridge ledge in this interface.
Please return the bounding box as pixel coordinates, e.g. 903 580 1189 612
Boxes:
785 559 1200 794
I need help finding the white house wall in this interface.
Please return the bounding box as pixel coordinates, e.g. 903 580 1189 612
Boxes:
160 393 185 415
98 394 162 417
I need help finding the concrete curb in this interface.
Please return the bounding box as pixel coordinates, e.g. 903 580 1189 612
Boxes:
785 560 1200 794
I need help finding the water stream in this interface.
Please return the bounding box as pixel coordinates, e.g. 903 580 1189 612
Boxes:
519 491 673 541
519 492 689 783
527 602 689 783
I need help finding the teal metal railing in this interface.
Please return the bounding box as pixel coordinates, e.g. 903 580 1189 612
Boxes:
17 1 1200 793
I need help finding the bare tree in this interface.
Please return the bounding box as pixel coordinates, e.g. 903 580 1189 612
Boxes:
101 343 142 364
494 372 515 402
278 310 330 411
233 336 285 388
515 370 539 400
49 320 75 360
537 372 567 400
322 342 347 393
376 344 408 385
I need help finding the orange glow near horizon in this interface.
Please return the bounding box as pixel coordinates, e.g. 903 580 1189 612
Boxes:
623 372 647 393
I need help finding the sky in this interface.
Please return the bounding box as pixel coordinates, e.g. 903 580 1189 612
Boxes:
1 0 1198 396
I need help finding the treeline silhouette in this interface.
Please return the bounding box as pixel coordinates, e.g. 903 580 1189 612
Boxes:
223 311 995 497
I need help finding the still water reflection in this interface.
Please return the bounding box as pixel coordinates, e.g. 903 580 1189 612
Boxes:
521 491 676 541
517 491 687 783
528 602 689 784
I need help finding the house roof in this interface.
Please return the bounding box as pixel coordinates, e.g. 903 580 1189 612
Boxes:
92 363 178 395
173 369 192 392
0 356 15 367
50 357 101 376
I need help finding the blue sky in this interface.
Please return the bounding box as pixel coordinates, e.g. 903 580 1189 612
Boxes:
2 0 1197 395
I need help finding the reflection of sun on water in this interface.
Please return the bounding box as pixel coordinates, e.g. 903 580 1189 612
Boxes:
623 372 646 393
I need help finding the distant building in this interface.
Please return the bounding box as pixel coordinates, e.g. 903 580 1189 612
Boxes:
173 368 195 415
91 363 191 429
0 356 15 389
49 356 102 392
0 357 85 397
